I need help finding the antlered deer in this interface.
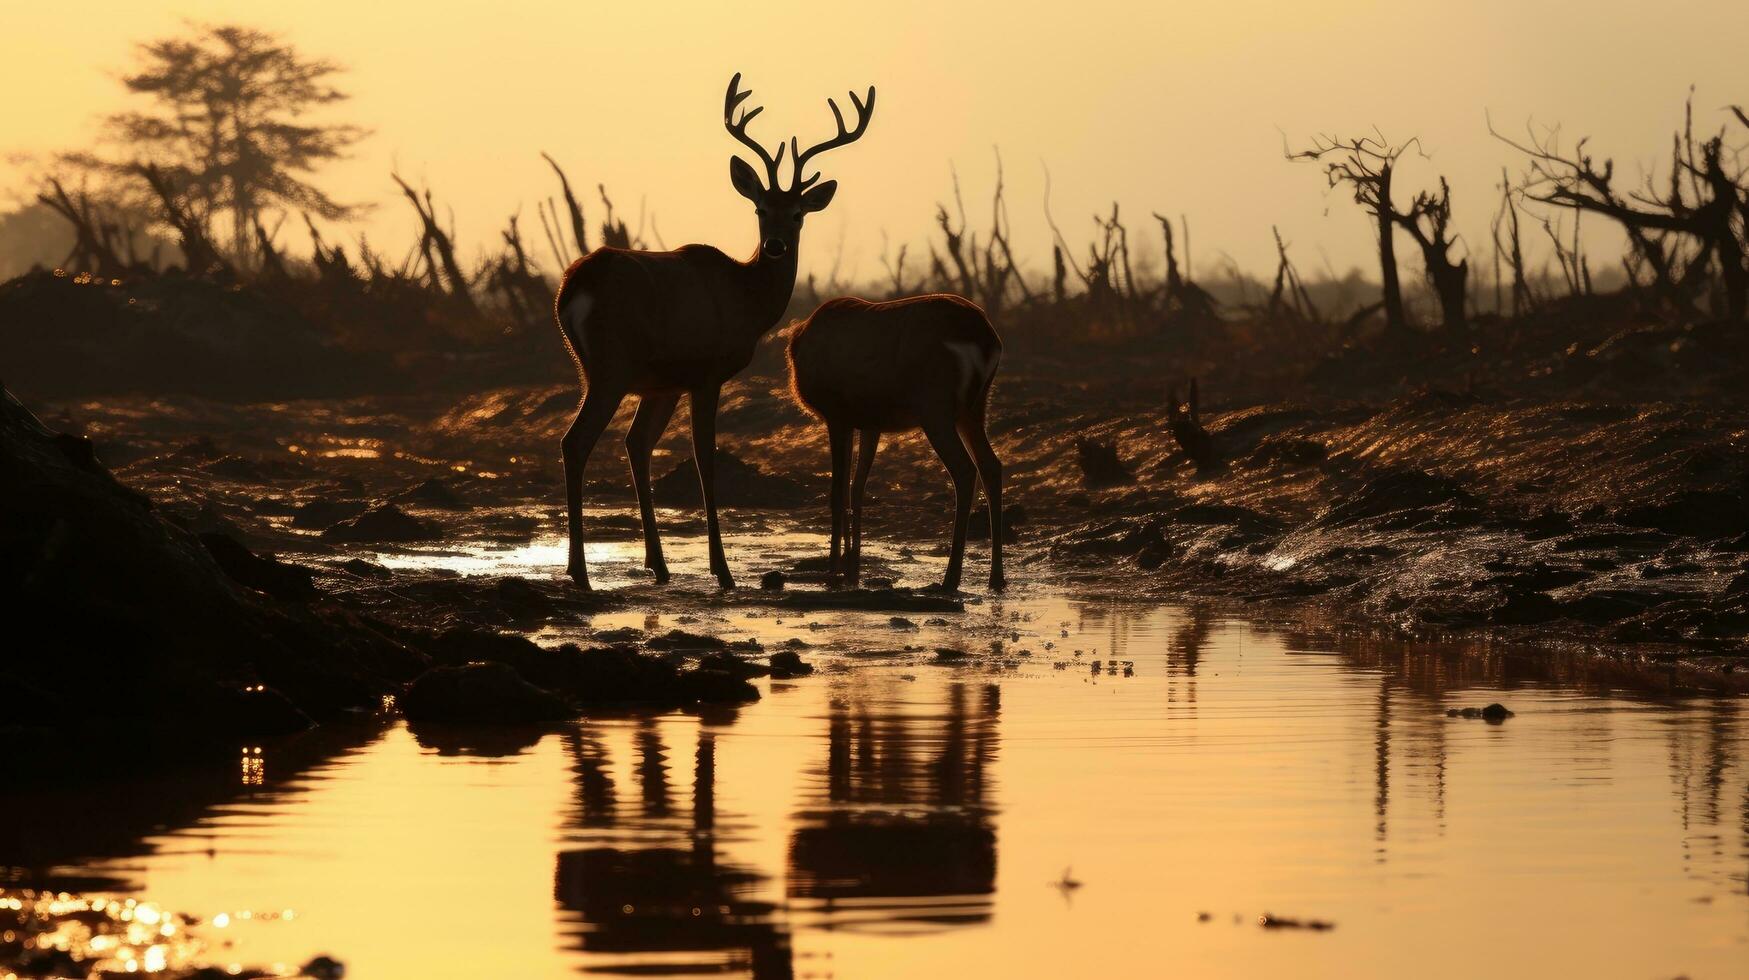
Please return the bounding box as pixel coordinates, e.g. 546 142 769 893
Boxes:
554 73 875 590
787 293 1005 592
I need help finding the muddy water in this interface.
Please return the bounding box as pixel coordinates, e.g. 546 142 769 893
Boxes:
8 528 1749 978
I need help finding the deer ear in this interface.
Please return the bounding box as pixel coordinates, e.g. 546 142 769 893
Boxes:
799 180 838 213
729 157 763 202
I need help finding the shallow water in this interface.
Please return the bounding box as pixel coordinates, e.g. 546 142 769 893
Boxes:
8 528 1749 978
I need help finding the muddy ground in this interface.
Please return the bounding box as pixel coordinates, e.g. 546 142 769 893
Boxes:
13 307 1747 694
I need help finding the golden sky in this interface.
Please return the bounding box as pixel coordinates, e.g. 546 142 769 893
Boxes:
4 0 1746 282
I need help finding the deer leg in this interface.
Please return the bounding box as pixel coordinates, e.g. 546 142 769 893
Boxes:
562 384 627 590
626 392 681 584
827 422 852 577
921 414 978 593
849 429 880 583
690 385 734 589
958 413 1004 591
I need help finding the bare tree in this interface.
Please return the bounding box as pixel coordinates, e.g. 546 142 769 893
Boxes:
1492 97 1748 320
1288 133 1419 335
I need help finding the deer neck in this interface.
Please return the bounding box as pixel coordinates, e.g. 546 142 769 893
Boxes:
736 241 799 338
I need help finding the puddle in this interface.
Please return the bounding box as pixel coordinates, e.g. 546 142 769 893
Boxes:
6 530 1747 978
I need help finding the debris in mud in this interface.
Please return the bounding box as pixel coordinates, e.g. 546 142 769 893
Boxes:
593 627 644 643
1074 437 1133 488
1258 913 1335 931
934 647 968 661
890 617 917 629
401 661 575 724
199 531 319 601
1446 703 1514 722
320 502 441 543
761 569 787 590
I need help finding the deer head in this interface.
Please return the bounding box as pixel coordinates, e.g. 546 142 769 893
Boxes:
723 72 875 258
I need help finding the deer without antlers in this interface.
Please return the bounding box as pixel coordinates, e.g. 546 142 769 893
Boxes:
787 293 1005 592
553 73 876 590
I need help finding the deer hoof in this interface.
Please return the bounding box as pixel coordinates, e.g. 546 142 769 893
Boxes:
990 573 1008 592
715 573 736 590
651 564 671 585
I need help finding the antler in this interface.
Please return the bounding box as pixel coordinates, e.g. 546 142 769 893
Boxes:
724 72 786 190
790 85 877 191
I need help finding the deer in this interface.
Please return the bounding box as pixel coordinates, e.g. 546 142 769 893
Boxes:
553 73 875 591
786 293 1005 592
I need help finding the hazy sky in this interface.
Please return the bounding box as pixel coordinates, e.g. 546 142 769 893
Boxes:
5 0 1746 283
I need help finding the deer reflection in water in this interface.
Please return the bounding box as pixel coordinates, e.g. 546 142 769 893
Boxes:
787 682 1001 932
549 680 1002 976
554 724 793 978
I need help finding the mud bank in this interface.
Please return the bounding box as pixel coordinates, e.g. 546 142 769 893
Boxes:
0 385 791 743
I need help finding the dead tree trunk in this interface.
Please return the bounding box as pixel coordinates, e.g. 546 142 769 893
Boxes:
541 152 589 257
391 172 478 314
1374 162 1407 333
136 164 228 277
1398 177 1468 331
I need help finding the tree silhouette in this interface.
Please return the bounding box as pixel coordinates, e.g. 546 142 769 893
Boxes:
99 24 369 265
1289 134 1417 336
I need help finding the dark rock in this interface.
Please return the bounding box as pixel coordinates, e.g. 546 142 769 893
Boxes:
769 650 814 678
1616 490 1749 539
760 569 787 590
212 684 314 736
676 667 761 704
395 477 470 510
199 532 318 601
401 662 575 724
765 587 963 613
1446 703 1514 723
646 629 729 651
289 497 369 530
890 617 917 628
593 626 644 643
494 576 553 616
1249 435 1327 467
1315 469 1478 529
697 651 770 678
933 647 968 661
339 557 392 578
320 503 440 543
651 450 813 508
0 385 425 733
1562 590 1658 625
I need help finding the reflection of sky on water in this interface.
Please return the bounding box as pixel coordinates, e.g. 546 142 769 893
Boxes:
6 531 1748 978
